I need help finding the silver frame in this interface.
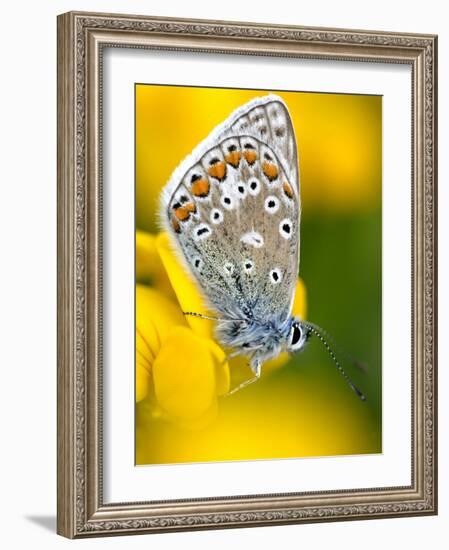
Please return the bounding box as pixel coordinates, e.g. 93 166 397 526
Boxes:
57 11 438 538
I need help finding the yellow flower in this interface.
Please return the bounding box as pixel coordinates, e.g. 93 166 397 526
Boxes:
136 230 307 429
135 230 175 299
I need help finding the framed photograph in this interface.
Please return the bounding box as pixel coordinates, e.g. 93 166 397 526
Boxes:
57 11 438 538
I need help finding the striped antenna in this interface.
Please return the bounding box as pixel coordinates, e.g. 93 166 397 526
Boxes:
302 322 366 401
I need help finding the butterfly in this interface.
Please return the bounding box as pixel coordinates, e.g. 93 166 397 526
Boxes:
160 94 365 399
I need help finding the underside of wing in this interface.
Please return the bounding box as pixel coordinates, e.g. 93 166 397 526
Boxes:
219 95 299 193
161 134 300 324
160 94 300 211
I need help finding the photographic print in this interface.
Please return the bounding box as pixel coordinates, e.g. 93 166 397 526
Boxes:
135 85 382 465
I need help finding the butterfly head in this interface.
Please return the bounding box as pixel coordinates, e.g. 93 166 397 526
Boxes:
285 317 309 353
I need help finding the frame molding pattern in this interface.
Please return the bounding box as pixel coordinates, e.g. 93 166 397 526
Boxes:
57 11 437 538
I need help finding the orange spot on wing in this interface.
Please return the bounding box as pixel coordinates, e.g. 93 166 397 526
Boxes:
173 206 190 221
191 178 210 197
243 150 257 165
283 181 294 199
225 151 241 168
185 202 197 213
262 161 279 181
171 218 181 233
208 161 227 181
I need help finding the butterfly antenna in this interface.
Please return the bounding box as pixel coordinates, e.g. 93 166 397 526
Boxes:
183 311 247 323
303 321 368 373
303 322 366 401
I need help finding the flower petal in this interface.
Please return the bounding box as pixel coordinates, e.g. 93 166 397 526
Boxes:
156 232 215 338
152 326 218 420
136 230 175 299
136 361 151 403
135 285 186 401
292 278 307 320
203 338 230 395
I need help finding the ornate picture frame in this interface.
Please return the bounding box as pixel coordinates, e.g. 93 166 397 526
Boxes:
57 11 437 538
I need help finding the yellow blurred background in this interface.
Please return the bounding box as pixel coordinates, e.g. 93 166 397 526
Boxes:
135 84 382 465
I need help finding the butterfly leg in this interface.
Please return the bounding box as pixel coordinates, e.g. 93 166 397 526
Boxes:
224 359 261 396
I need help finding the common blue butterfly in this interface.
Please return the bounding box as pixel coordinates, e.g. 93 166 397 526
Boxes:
160 94 365 399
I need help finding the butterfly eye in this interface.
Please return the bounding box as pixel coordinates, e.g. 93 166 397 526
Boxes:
289 323 304 351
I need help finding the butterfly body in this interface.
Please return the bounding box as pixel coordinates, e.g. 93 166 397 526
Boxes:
216 314 307 373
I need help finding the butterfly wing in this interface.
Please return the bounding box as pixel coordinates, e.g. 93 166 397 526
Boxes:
219 94 299 193
160 95 300 324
